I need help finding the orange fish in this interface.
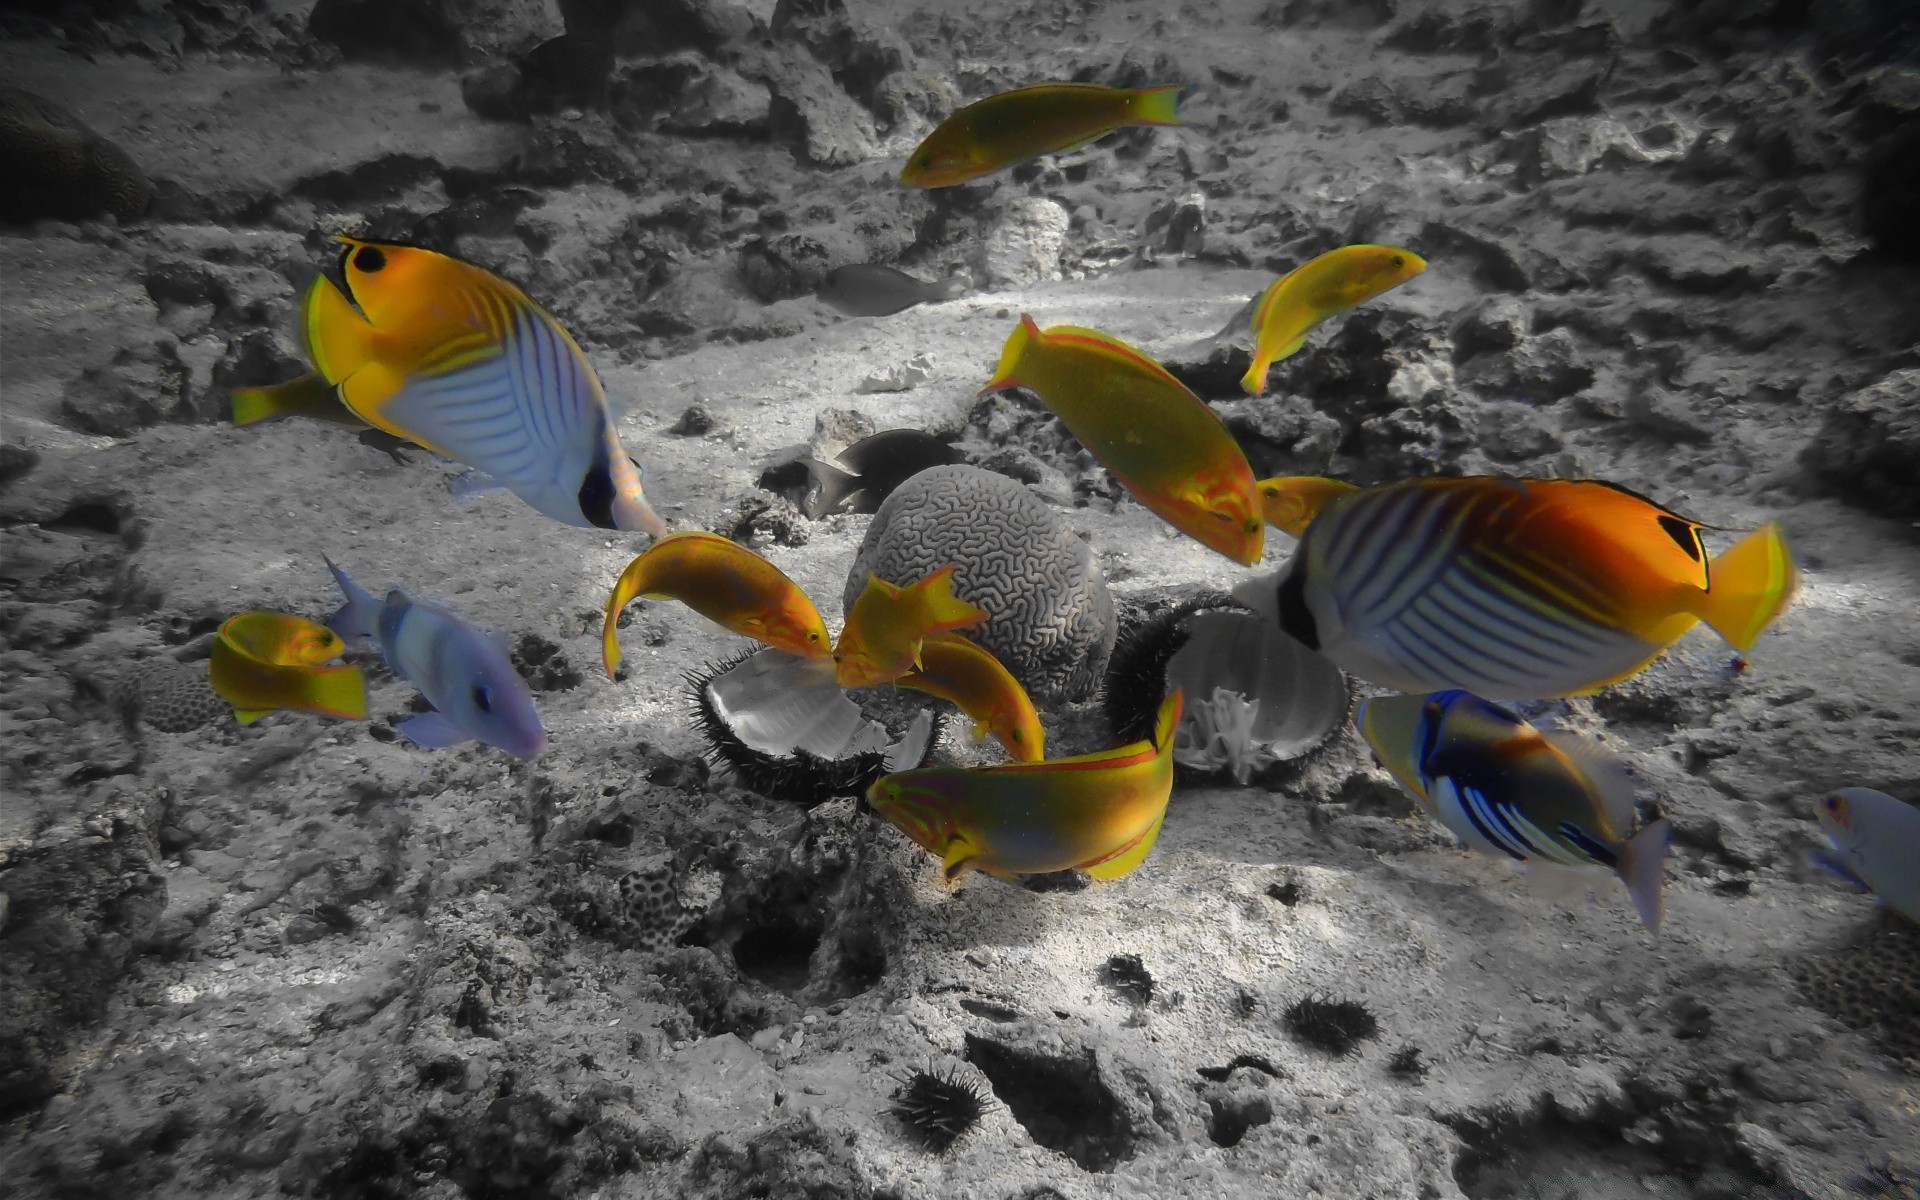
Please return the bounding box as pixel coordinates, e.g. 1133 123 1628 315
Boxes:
981 315 1263 565
834 566 988 689
1248 475 1798 699
236 236 667 535
897 633 1045 762
866 689 1182 882
602 531 830 677
207 611 368 725
1242 245 1427 396
901 83 1185 188
1258 475 1358 538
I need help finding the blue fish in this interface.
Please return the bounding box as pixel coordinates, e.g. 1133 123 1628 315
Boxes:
324 558 548 759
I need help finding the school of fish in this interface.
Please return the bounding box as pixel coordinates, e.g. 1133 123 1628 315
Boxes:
208 76 1913 941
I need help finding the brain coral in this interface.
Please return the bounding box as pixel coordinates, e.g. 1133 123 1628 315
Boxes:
841 464 1115 704
0 87 153 224
129 660 229 732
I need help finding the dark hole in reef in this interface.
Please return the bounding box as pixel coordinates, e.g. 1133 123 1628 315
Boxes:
1266 877 1303 906
824 923 887 1001
963 1035 1135 1173
1205 1095 1274 1148
1450 1112 1692 1198
47 500 127 540
731 910 821 994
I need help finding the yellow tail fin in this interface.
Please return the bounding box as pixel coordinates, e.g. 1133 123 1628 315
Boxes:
1128 85 1186 127
1240 355 1270 396
1152 686 1184 751
1696 523 1797 652
304 664 370 721
982 314 1041 393
231 372 358 427
912 565 988 631
1085 811 1166 880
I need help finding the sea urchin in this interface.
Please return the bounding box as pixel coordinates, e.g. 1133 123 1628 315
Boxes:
889 1061 991 1153
1284 994 1381 1057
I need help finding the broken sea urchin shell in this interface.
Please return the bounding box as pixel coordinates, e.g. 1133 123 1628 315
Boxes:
1104 593 1350 784
689 647 940 807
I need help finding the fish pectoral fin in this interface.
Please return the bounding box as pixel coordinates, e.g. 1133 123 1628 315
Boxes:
1806 846 1872 893
940 836 979 884
1083 812 1167 881
397 711 466 750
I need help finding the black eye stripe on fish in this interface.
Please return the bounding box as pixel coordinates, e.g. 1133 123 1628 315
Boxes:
1274 567 1318 649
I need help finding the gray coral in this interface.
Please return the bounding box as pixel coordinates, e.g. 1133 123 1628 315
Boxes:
128 660 228 732
0 87 152 224
842 464 1115 704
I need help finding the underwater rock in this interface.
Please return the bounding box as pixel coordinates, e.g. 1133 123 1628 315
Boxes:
0 86 151 224
1861 122 1920 262
1801 367 1920 518
564 0 759 57
980 197 1071 288
59 342 189 437
308 0 558 66
663 66 773 136
749 45 880 166
843 465 1116 704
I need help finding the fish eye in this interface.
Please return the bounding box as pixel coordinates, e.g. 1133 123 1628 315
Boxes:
808 631 821 642
471 685 493 713
1390 254 1405 268
353 245 387 273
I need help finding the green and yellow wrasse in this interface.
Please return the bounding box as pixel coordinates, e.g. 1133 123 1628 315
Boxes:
1245 475 1797 700
867 688 1182 883
1358 689 1671 932
835 566 988 689
207 611 368 725
1241 245 1426 396
897 633 1045 762
603 531 830 677
1258 475 1358 539
982 316 1263 565
901 82 1185 188
245 236 667 535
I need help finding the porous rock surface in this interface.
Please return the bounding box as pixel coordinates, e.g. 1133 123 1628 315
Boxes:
2 0 1920 1197
843 464 1117 704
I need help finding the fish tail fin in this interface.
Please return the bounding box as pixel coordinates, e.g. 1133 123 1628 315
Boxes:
1085 811 1167 880
230 387 279 427
1694 523 1798 652
304 664 370 721
934 277 968 302
1240 355 1269 396
803 458 865 519
301 275 375 385
982 314 1041 393
915 565 988 629
323 557 382 644
1615 817 1671 934
610 490 669 538
1128 84 1187 127
1152 686 1184 752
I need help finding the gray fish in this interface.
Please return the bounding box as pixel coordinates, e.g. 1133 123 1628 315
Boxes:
803 429 962 519
817 265 964 317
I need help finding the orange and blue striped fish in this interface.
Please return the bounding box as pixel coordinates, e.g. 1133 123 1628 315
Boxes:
206 611 368 725
235 237 667 536
865 689 1181 883
981 316 1263 565
1358 689 1671 931
1247 475 1797 699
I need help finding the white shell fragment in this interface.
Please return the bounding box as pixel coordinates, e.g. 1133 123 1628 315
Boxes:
704 647 931 765
1163 610 1349 775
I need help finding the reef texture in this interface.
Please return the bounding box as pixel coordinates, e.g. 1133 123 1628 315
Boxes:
843 464 1117 704
2 0 1920 1197
0 85 152 223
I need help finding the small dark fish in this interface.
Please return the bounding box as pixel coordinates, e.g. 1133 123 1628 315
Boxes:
803 429 962 519
816 265 964 318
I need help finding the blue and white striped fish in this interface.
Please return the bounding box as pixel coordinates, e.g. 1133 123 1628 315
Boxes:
293 237 668 536
325 558 548 759
1357 689 1672 932
1241 476 1796 700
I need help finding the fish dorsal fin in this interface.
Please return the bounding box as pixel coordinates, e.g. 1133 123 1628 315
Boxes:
1541 730 1637 832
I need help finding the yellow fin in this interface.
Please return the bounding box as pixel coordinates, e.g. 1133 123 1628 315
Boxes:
940 836 979 883
231 372 363 427
913 565 988 629
1152 686 1183 750
983 314 1041 393
301 275 375 385
305 665 369 721
1694 523 1797 652
1085 811 1166 881
233 708 270 725
1127 84 1186 127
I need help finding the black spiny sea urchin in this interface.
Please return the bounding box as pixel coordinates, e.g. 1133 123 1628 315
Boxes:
1284 994 1381 1057
889 1062 991 1152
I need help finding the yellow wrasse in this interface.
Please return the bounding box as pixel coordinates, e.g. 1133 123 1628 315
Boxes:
206 611 368 725
835 566 988 689
897 633 1045 762
603 531 830 677
901 82 1185 188
867 689 1182 883
1258 475 1358 538
231 370 370 428
1251 475 1797 699
281 236 667 535
1241 245 1427 396
981 315 1264 565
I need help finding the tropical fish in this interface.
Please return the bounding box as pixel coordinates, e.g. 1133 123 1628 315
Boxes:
275 236 667 535
231 371 370 428
1241 245 1427 396
1357 689 1671 932
835 566 989 689
800 429 962 519
1258 475 1358 539
817 265 964 317
324 557 547 758
1243 475 1797 699
901 82 1185 188
867 688 1182 882
206 611 368 725
981 316 1264 565
602 531 831 677
1810 787 1920 924
897 633 1045 762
